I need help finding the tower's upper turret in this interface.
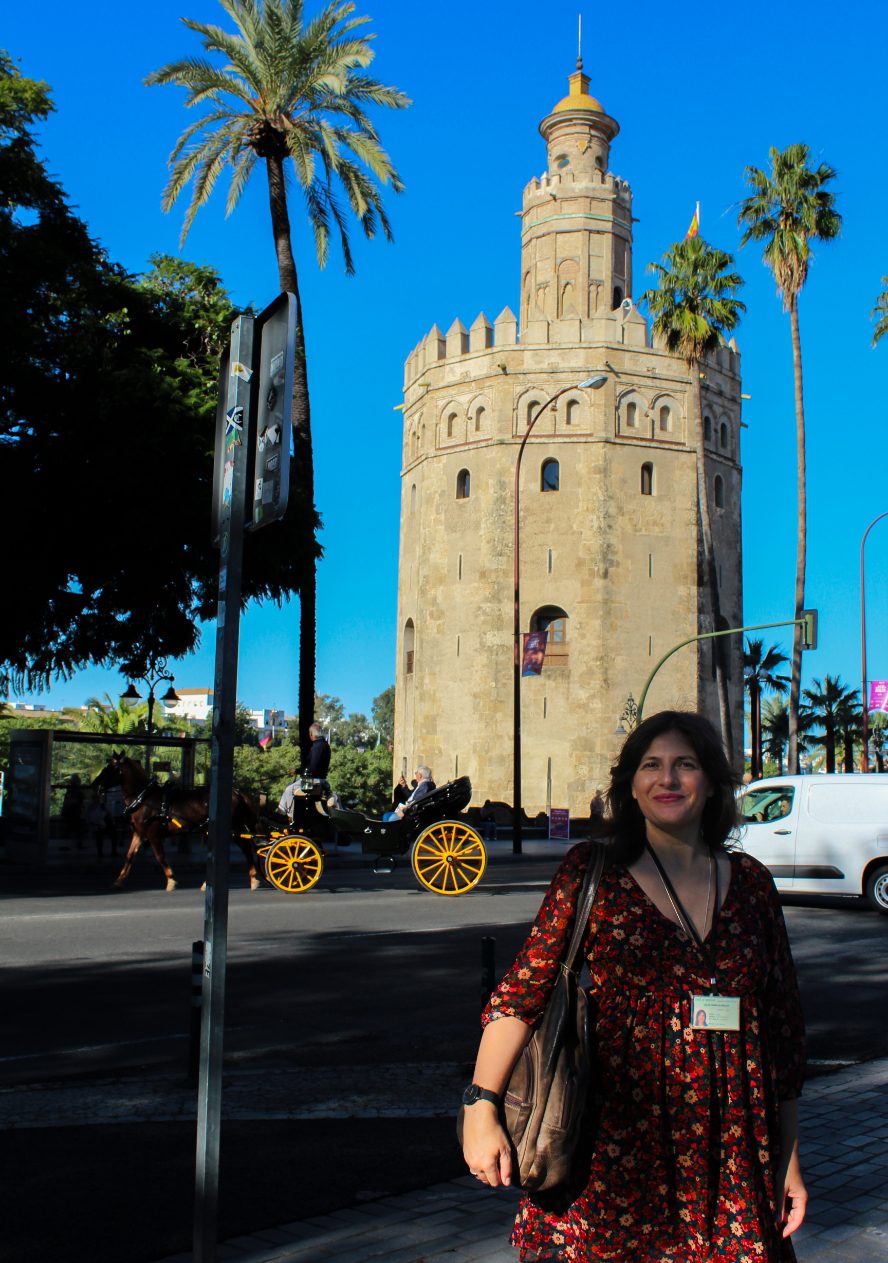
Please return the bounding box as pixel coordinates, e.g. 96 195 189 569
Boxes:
539 60 620 180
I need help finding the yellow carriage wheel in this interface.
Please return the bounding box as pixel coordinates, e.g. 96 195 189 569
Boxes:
262 834 324 893
411 821 486 896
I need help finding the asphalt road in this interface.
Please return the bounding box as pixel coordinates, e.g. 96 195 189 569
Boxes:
3 849 888 1263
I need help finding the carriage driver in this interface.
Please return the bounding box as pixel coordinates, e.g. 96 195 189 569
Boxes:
277 722 333 823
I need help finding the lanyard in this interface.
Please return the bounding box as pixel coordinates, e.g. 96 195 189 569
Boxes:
645 842 720 990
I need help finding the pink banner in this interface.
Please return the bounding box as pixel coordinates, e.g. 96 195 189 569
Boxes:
869 681 888 712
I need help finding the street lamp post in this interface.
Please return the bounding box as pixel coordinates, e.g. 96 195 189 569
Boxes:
121 658 180 773
512 374 608 855
860 512 888 772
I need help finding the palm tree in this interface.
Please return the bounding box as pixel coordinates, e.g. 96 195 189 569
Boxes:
81 693 148 735
872 277 888 347
641 237 745 760
743 638 789 779
836 694 862 773
869 711 888 771
146 0 409 762
761 696 789 774
802 676 860 774
738 144 841 774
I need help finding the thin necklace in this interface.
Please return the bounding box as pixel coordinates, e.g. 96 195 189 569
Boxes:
650 845 713 941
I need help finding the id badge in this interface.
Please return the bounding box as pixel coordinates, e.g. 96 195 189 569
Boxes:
690 994 740 1031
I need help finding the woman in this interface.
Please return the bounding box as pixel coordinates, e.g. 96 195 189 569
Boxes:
461 710 807 1262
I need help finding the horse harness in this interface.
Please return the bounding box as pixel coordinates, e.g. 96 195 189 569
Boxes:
124 779 209 836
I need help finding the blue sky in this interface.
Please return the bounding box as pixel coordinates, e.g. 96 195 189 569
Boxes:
6 0 888 717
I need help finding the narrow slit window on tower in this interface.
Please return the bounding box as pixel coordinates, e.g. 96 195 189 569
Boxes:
659 405 671 432
649 635 653 656
526 399 540 428
456 635 460 657
404 620 415 675
456 468 471 499
547 548 553 575
648 553 653 578
475 405 485 432
626 401 637 429
446 412 456 439
410 483 417 513
704 415 712 442
566 398 580 426
458 553 463 580
541 458 560 492
543 696 548 718
641 462 654 495
714 474 725 509
720 421 729 451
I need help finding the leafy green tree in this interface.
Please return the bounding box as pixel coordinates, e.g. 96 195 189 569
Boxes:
233 741 295 802
146 0 409 761
328 744 392 814
738 144 841 772
743 639 789 779
641 237 745 758
0 54 316 692
81 694 148 735
802 675 859 774
872 277 888 348
371 684 394 745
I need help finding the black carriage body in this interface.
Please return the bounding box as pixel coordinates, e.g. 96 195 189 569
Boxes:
327 776 473 855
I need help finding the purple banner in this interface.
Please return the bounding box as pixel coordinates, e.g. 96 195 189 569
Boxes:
869 680 888 712
549 808 570 840
522 630 548 677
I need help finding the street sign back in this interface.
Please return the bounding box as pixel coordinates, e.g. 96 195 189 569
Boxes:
249 292 297 531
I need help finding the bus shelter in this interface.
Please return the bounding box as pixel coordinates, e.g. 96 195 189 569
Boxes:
5 729 208 865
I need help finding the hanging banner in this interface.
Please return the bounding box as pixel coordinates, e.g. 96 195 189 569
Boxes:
869 681 888 712
522 630 548 677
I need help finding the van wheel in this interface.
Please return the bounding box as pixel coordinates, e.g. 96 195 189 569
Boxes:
865 865 888 913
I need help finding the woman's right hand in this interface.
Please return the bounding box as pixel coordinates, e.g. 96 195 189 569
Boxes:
461 1100 513 1187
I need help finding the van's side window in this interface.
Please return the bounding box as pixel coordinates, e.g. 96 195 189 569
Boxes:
741 787 795 823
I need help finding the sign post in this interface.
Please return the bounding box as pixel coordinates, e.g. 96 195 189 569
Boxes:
193 314 254 1263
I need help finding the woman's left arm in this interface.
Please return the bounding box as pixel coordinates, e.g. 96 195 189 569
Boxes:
776 1097 807 1237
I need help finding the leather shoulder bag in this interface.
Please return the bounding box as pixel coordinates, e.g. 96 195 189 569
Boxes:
460 841 606 1193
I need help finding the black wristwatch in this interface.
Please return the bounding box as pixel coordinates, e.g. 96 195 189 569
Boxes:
462 1083 501 1107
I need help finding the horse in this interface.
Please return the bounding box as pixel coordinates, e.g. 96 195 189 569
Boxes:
93 754 262 892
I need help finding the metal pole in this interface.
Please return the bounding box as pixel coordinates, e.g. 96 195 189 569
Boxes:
193 314 254 1263
637 616 809 724
860 512 888 773
146 688 156 776
188 940 204 1083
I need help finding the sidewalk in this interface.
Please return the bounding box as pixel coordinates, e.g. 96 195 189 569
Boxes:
150 1058 888 1263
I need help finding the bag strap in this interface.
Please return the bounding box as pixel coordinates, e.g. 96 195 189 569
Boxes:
562 843 606 977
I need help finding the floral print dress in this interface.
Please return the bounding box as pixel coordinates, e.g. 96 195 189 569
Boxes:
483 841 806 1263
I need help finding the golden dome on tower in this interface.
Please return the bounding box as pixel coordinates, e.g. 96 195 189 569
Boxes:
551 65 604 114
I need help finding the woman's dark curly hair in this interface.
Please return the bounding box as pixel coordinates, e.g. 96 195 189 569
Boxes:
601 710 740 864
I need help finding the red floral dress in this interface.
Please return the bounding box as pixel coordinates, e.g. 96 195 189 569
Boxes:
483 841 806 1263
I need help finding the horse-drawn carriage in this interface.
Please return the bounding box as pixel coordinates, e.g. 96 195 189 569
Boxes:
94 755 487 897
259 775 487 896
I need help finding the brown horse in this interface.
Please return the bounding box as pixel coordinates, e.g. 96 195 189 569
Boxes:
94 754 261 891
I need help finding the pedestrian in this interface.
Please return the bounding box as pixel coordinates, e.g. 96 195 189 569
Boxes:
588 788 605 823
460 709 807 1262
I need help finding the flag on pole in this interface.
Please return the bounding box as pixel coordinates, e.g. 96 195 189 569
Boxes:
259 732 272 750
685 202 700 240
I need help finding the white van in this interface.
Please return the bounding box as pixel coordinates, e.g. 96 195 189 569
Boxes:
737 775 888 913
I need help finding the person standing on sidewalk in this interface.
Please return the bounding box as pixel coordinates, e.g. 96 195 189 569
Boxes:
461 710 808 1262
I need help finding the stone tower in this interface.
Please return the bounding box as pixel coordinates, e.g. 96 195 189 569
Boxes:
393 65 743 819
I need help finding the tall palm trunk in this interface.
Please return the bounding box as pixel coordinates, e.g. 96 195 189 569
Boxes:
692 369 733 761
787 295 806 775
267 154 316 765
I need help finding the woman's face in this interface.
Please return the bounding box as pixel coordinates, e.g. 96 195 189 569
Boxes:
630 731 713 838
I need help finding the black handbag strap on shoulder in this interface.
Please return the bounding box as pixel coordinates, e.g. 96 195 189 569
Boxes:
563 843 606 977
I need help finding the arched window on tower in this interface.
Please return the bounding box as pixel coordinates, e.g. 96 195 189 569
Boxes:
541 459 560 492
626 401 638 429
446 411 457 439
526 399 541 428
404 620 415 676
410 483 417 513
714 475 725 509
566 398 580 427
531 606 570 666
704 415 712 442
659 405 671 433
456 468 471 500
641 462 654 495
613 286 624 309
719 421 729 451
475 405 485 432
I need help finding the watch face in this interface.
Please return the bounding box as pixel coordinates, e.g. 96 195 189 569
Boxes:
462 1084 480 1105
